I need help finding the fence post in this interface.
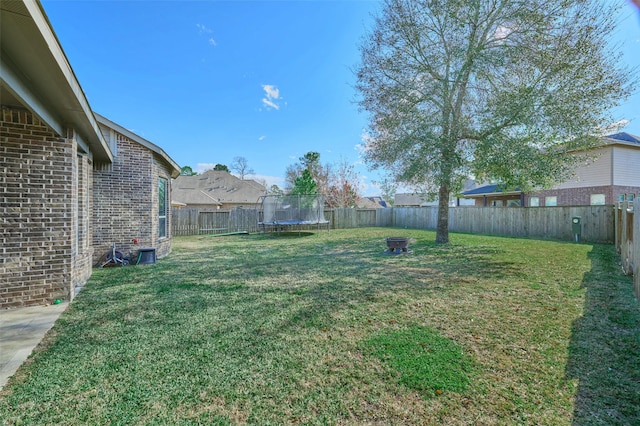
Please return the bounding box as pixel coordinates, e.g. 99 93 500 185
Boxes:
632 194 640 300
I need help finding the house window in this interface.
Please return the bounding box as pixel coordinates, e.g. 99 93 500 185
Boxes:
158 178 167 238
491 200 503 207
545 196 557 206
507 199 521 207
590 194 605 205
529 197 539 207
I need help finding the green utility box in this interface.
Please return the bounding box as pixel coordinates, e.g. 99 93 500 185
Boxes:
572 217 581 242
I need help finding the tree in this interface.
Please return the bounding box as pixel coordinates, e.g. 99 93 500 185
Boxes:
356 0 635 243
267 184 284 195
230 156 254 180
285 152 330 195
212 164 229 172
326 160 361 208
180 166 197 176
289 169 318 195
374 177 397 207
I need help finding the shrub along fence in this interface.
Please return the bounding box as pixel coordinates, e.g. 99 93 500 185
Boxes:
173 204 614 243
615 195 639 300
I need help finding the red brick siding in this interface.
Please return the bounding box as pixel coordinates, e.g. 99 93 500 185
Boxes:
92 133 173 263
528 186 640 206
72 153 94 294
0 107 91 308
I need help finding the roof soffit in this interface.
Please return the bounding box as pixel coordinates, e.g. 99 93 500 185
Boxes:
0 0 112 163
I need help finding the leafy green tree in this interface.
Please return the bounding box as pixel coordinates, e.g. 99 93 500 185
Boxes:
212 164 229 172
267 184 284 195
289 169 318 195
180 166 197 176
285 152 330 194
356 0 635 243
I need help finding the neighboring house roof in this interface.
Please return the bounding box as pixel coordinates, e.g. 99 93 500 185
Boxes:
173 170 266 207
604 132 640 146
94 113 181 179
1 0 112 163
462 184 523 197
394 193 434 207
357 196 389 209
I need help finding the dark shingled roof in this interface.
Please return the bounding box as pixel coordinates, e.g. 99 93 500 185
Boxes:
607 132 640 144
462 184 522 196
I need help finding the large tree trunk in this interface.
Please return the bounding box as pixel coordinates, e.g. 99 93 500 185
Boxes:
435 184 450 244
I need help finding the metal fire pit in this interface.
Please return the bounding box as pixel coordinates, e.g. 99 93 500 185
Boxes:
386 237 411 254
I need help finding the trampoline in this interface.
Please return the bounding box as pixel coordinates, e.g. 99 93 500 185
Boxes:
257 194 330 232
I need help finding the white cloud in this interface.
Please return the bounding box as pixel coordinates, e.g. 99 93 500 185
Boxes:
262 98 280 110
195 163 216 173
196 24 217 47
261 84 282 110
597 119 630 136
263 85 279 99
258 135 266 141
246 173 285 188
196 23 212 34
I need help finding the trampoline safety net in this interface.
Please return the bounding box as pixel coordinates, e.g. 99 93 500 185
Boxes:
258 194 329 230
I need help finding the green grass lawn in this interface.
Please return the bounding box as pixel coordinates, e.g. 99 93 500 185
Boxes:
2 228 639 425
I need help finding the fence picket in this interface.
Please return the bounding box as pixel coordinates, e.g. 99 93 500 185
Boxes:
173 205 613 242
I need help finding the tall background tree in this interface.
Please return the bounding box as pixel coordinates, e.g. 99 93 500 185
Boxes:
356 0 635 243
212 164 229 172
230 156 254 180
285 152 330 195
285 152 362 204
180 166 197 176
289 169 318 195
374 177 397 207
326 159 361 208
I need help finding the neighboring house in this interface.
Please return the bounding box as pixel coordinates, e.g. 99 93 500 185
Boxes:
93 114 180 263
172 170 266 210
394 193 436 207
0 0 179 308
357 196 389 209
460 185 525 207
462 133 640 207
395 180 478 207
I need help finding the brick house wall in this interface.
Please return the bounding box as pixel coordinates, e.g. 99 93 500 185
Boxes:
92 129 174 264
1 107 92 308
527 185 640 206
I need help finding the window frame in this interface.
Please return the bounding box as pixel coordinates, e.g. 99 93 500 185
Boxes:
590 194 606 205
158 177 168 239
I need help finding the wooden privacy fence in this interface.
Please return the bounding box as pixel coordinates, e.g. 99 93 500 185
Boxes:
326 205 613 243
615 195 640 300
173 204 613 242
172 208 260 236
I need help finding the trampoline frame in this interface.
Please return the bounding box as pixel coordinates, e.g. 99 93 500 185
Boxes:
257 194 330 233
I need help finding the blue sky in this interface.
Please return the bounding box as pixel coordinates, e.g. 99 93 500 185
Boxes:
41 0 640 196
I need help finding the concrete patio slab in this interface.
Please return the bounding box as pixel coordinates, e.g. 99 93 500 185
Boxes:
0 302 68 389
